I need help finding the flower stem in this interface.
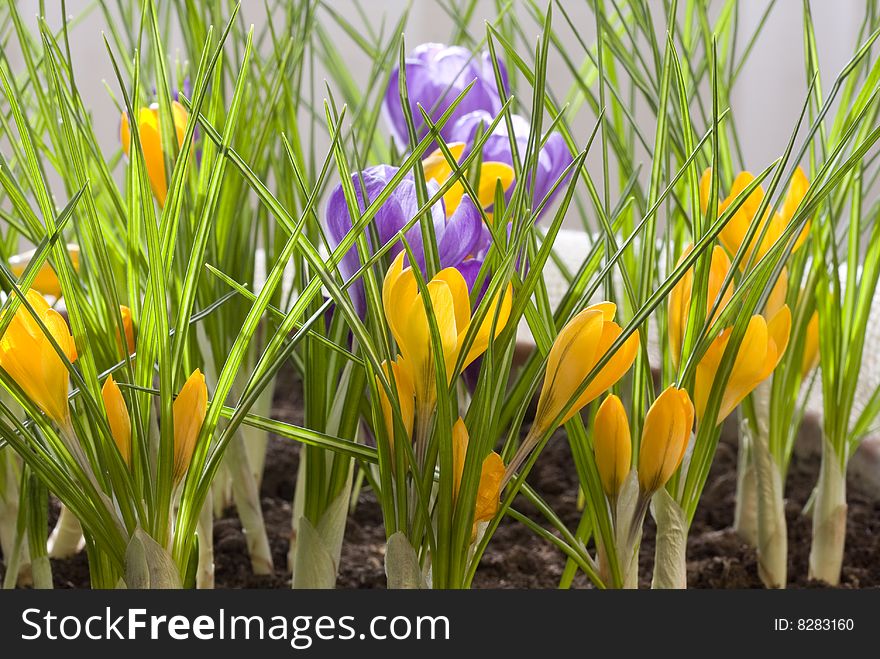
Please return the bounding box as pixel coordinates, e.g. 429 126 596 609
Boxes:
733 418 758 545
650 488 688 589
808 441 847 586
226 433 273 575
196 487 215 588
753 426 787 588
47 504 84 559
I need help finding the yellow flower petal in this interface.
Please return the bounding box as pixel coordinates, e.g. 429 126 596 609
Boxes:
102 375 131 465
699 168 712 215
784 166 811 251
449 417 504 536
668 245 732 370
765 267 788 319
120 101 188 208
534 303 638 433
458 282 512 369
451 417 469 498
474 451 504 524
695 306 791 425
0 291 76 424
377 357 414 450
476 162 515 209
7 244 81 299
577 321 639 407
637 386 694 493
801 311 820 377
120 305 136 356
173 369 207 483
593 394 631 498
434 266 472 333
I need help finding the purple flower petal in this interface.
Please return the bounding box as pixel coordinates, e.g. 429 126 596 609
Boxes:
383 43 509 148
437 195 482 268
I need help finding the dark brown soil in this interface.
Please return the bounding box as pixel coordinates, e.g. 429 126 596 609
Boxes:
4 369 879 589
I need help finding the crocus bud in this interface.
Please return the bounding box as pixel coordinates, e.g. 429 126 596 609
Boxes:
637 386 695 493
102 375 131 465
668 245 733 370
593 395 631 499
0 290 77 424
534 302 639 435
120 101 188 207
7 244 81 300
694 306 791 425
172 369 207 483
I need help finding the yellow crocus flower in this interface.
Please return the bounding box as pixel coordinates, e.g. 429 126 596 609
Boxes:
503 303 639 486
451 417 505 538
377 356 415 449
120 101 188 207
593 394 632 499
7 244 81 300
382 252 512 410
699 167 810 268
668 244 733 370
694 306 791 425
637 386 695 493
102 375 131 465
0 290 77 424
172 369 207 483
533 302 639 436
422 142 514 216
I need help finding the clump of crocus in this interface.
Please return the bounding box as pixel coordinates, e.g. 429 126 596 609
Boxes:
667 244 733 370
0 290 77 425
120 101 188 207
694 307 791 425
700 167 810 267
7 245 81 299
451 417 504 540
382 252 511 414
503 302 639 485
591 386 694 588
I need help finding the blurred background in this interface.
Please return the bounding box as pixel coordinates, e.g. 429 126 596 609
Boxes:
1 0 867 242
8 1 862 168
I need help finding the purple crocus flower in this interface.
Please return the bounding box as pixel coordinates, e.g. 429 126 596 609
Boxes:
325 165 485 314
449 110 573 220
383 44 508 147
